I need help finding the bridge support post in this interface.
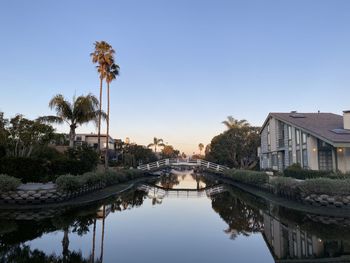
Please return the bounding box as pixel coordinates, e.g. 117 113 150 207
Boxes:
156 161 159 168
147 164 150 170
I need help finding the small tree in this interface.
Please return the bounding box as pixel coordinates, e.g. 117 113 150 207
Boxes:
39 94 104 148
147 137 165 153
198 143 204 155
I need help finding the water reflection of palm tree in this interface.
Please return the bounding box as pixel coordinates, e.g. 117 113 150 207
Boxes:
62 226 70 263
91 218 96 263
100 205 106 262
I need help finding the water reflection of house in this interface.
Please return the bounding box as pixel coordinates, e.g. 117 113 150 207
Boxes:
96 205 111 219
262 212 350 262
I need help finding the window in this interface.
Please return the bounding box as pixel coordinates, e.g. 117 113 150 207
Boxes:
288 126 292 146
302 149 308 168
318 140 333 171
319 151 333 171
296 150 301 164
267 124 271 151
76 136 82 141
302 132 307 145
296 129 300 145
272 154 278 166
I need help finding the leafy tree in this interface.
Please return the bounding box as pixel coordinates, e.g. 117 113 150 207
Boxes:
161 145 180 159
206 118 260 169
5 114 54 157
90 41 115 154
38 94 104 148
147 137 165 153
123 144 157 167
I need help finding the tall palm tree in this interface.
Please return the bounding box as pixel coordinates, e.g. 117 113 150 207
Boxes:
198 143 204 155
90 41 115 154
38 94 104 148
222 116 250 130
104 61 120 170
147 137 165 153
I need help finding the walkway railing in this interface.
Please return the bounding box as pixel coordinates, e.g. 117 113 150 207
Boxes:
137 158 229 173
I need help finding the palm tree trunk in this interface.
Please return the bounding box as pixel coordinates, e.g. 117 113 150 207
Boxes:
97 76 103 155
104 82 110 170
69 125 76 148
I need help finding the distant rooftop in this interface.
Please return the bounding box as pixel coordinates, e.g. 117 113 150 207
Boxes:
268 112 350 146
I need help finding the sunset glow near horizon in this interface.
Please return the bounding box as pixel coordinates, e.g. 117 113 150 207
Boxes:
1 0 350 155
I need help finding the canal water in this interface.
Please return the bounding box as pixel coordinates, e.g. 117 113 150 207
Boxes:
0 170 350 262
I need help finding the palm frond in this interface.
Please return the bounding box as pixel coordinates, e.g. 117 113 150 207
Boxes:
36 115 63 124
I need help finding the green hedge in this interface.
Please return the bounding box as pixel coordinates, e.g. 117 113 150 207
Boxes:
283 164 346 180
0 156 98 183
55 169 146 192
0 174 21 192
0 157 50 183
223 169 269 186
298 178 350 196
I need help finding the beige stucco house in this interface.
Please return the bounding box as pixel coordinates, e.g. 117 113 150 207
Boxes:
259 111 350 172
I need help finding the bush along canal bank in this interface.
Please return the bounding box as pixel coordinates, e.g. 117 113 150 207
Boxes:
218 168 350 210
0 169 153 205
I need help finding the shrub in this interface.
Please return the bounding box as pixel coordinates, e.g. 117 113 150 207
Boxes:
55 169 147 192
298 178 350 196
55 174 84 192
104 171 121 185
223 169 269 186
81 172 105 186
65 146 98 172
0 174 21 192
270 177 300 198
284 164 332 180
0 157 49 183
122 169 144 180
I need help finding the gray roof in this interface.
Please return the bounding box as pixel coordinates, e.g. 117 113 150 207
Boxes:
267 112 350 146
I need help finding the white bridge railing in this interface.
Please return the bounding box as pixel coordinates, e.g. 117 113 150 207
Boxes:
137 158 229 173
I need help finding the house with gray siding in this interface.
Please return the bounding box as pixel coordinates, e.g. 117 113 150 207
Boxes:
259 111 350 172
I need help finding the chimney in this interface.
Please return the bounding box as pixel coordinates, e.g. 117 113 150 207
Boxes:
343 111 350 130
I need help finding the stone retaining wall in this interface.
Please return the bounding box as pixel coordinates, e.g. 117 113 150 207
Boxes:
0 182 105 205
302 194 350 208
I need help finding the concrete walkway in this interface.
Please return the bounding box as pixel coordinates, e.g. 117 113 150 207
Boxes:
18 183 56 191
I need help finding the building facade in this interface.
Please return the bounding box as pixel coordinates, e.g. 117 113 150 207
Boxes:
259 111 350 172
74 134 116 151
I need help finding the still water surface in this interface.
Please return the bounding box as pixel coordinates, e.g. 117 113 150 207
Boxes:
1 170 350 262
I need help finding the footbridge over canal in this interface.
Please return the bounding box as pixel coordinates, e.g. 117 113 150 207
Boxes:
137 158 229 173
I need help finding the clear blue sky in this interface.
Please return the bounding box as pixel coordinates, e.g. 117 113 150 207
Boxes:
1 0 350 154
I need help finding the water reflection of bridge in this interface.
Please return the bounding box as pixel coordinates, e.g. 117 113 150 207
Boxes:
137 184 227 199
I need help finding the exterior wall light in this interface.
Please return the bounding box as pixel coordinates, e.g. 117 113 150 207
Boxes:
312 148 317 152
338 148 343 153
